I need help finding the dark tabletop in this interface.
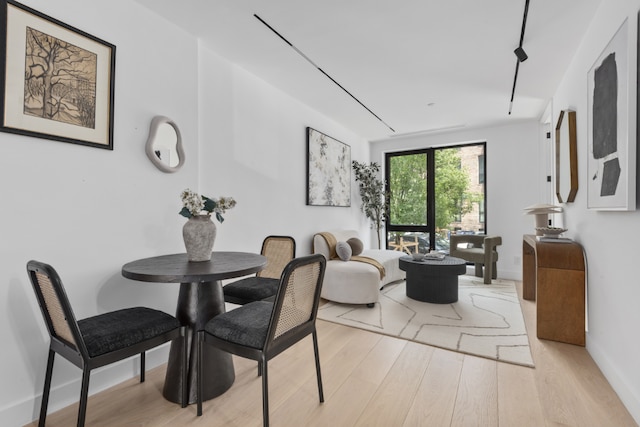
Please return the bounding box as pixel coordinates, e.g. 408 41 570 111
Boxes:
399 255 467 267
122 251 267 283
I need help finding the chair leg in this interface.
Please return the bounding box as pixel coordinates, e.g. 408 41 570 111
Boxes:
197 331 203 416
140 352 146 383
474 263 483 277
181 327 188 408
38 350 56 427
261 357 269 427
484 262 493 284
77 367 90 427
312 331 324 402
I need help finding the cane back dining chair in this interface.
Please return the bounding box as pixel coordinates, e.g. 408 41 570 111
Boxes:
223 235 296 305
197 254 326 426
27 260 188 427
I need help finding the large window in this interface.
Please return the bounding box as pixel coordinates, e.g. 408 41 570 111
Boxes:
385 143 486 254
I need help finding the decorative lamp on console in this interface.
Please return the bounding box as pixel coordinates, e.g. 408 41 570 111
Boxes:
523 203 563 236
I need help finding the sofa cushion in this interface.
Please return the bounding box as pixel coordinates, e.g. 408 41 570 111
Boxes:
313 230 360 258
313 230 407 305
336 241 352 261
347 237 364 255
321 260 381 304
361 249 406 286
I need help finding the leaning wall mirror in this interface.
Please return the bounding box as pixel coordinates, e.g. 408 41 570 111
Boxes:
555 109 578 203
145 116 185 173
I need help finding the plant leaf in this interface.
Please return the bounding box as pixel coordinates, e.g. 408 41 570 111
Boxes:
203 197 216 212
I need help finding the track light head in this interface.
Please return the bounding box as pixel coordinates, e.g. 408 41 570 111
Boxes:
514 46 528 62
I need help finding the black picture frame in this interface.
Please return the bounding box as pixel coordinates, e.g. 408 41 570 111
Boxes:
0 0 116 150
306 127 351 207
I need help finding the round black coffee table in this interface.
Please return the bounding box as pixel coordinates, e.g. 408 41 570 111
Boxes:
399 255 467 303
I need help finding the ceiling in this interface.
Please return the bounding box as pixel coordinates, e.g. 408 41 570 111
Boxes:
135 0 602 141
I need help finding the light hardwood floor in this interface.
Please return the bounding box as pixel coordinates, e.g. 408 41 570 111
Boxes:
26 282 637 427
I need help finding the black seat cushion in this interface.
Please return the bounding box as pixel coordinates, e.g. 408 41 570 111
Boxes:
78 307 180 357
205 301 273 349
223 277 279 302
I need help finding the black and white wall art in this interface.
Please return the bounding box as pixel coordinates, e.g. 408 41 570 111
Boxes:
0 0 116 149
306 127 351 207
587 17 637 210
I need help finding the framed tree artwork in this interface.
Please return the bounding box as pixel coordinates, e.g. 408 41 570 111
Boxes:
0 0 116 149
586 16 637 210
306 127 351 207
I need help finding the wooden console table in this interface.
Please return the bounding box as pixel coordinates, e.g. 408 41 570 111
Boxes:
522 234 586 346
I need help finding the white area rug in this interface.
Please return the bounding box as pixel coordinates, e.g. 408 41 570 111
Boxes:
318 275 534 367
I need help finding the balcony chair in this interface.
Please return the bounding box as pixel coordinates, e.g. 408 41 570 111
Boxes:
27 260 187 427
223 235 296 305
197 254 326 427
389 235 420 254
449 234 502 284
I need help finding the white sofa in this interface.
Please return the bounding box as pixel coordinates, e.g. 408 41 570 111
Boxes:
313 230 406 306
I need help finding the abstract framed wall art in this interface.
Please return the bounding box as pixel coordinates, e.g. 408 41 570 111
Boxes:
586 17 637 210
306 127 351 207
0 0 116 149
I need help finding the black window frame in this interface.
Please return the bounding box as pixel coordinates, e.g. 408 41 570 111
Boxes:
384 142 487 251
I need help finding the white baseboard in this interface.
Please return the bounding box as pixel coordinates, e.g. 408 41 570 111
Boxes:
0 345 170 427
464 265 522 282
586 339 640 425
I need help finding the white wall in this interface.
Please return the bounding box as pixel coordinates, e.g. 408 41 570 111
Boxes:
197 44 372 254
0 2 370 426
3 0 638 425
370 120 543 281
551 0 640 421
0 1 199 424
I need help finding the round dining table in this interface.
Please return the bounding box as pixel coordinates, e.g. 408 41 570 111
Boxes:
122 251 266 405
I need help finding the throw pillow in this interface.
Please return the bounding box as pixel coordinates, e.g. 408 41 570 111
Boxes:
335 241 352 261
346 237 364 256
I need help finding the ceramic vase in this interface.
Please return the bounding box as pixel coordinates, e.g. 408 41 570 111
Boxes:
182 214 216 261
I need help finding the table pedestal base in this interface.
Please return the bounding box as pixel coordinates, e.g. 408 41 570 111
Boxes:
163 280 234 405
399 256 467 304
406 271 459 303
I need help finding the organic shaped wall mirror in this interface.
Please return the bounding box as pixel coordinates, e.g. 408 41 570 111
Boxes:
555 109 578 203
145 116 185 173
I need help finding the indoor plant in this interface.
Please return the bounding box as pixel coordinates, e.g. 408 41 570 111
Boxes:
352 161 387 249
